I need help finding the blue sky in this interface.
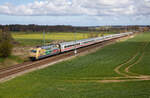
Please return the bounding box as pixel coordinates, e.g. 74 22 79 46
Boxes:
0 0 150 26
0 0 38 5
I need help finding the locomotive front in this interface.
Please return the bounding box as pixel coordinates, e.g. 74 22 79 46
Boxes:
29 44 61 61
29 48 40 60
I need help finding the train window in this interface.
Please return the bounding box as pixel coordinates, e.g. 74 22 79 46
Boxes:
64 43 80 48
84 40 94 43
65 45 73 48
31 50 37 53
84 42 88 44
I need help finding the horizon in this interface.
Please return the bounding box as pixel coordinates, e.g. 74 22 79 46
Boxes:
0 24 149 27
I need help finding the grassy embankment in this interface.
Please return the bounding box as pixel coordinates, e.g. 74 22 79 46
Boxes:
0 32 150 97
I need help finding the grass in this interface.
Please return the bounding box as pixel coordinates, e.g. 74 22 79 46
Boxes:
12 32 89 40
0 32 150 97
8 55 24 63
0 55 24 68
12 32 87 46
130 32 150 75
0 56 23 63
0 58 5 62
1 79 150 98
15 39 52 46
12 32 109 46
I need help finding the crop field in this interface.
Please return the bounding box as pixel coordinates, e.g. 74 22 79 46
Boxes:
12 32 107 46
12 32 90 40
0 32 150 97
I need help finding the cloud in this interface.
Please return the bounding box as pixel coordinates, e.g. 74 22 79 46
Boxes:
0 0 150 19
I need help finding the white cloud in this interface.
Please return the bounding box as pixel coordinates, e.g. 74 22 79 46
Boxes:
0 0 149 19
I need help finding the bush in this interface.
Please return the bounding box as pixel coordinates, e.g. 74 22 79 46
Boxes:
0 29 13 58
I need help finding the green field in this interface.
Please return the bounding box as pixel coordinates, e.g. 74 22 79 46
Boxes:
12 32 89 40
12 32 88 46
12 32 107 46
0 32 150 97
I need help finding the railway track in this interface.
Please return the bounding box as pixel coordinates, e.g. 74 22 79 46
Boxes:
0 35 132 82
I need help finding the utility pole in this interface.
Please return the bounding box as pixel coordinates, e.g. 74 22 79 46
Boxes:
74 31 77 55
43 31 45 46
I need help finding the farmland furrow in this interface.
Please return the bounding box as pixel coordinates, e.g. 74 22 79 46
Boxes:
98 42 150 83
124 42 149 76
114 52 139 77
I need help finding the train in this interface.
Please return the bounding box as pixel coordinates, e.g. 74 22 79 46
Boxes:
29 32 133 60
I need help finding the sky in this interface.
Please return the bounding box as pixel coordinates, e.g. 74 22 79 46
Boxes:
0 0 150 26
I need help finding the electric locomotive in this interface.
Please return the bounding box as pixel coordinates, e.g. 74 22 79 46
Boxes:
29 44 60 60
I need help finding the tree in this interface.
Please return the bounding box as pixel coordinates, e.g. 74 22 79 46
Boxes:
0 28 13 58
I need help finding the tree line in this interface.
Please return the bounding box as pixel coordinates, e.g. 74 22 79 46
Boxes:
0 24 149 33
0 25 89 32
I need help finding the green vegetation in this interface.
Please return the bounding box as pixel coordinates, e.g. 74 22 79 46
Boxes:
0 29 23 68
12 32 89 40
130 33 150 75
12 32 108 46
15 39 52 46
0 55 24 68
0 32 150 97
12 32 86 46
0 58 4 62
0 30 13 57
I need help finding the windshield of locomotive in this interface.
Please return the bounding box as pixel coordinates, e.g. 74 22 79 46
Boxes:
30 50 37 53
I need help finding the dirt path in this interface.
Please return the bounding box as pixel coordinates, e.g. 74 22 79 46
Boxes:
124 52 144 76
99 42 150 83
100 78 150 83
125 42 149 76
114 52 139 77
114 42 148 77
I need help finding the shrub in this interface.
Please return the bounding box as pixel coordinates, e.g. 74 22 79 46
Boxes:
0 29 13 58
